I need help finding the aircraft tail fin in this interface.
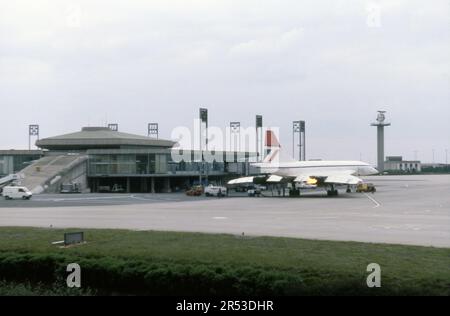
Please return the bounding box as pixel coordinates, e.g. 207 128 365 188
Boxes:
265 130 281 148
263 130 296 164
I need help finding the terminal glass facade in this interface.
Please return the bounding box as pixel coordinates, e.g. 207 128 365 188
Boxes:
88 153 229 176
86 149 254 193
88 153 169 175
0 153 42 176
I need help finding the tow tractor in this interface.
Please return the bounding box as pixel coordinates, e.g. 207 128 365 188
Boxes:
356 183 376 193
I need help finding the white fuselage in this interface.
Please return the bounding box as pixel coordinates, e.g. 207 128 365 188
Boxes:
253 160 379 178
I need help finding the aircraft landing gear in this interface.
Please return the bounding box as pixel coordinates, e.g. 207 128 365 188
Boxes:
327 185 338 196
346 186 351 193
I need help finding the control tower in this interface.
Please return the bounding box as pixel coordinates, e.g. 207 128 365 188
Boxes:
371 111 391 172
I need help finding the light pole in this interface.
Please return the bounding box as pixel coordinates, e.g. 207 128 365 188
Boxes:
446 149 448 165
148 123 159 139
292 121 305 161
230 122 241 175
256 115 263 162
300 121 305 161
446 149 448 171
28 125 39 150
230 122 240 152
199 108 208 185
293 121 300 160
108 123 118 131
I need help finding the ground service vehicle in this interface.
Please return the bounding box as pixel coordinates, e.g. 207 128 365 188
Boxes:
111 184 125 193
186 186 203 196
60 183 81 193
356 183 376 193
2 186 33 200
204 185 227 197
248 187 262 197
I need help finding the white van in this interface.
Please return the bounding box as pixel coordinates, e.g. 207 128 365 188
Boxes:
2 186 33 200
204 185 227 197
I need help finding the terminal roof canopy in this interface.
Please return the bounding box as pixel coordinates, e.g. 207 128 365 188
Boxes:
36 127 175 150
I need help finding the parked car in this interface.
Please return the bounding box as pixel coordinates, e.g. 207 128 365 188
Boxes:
2 186 32 200
204 185 227 197
186 185 203 196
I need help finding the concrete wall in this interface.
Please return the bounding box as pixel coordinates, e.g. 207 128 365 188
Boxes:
45 159 88 193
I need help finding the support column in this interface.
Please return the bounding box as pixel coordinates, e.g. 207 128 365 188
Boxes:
377 126 384 172
141 178 148 192
164 177 171 193
151 177 155 193
126 177 130 193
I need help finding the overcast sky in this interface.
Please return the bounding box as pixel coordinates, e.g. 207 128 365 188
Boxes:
0 0 449 164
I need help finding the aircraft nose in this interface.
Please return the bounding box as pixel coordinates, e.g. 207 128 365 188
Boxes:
371 167 379 175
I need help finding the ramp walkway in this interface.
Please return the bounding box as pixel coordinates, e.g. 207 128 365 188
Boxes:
18 154 88 194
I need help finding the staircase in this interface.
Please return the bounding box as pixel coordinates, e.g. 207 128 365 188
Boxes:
18 154 88 194
0 174 21 192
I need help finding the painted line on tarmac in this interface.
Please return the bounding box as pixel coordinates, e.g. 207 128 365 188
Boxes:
35 195 135 202
130 195 181 202
129 195 158 201
364 193 381 208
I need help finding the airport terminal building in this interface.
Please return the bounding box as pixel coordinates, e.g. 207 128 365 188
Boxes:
10 127 255 194
0 150 43 177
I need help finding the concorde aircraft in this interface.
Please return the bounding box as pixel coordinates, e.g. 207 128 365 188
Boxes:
227 130 379 196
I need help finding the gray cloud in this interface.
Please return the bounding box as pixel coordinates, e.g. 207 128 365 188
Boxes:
0 0 449 163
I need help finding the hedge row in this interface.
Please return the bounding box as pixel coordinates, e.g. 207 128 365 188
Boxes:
0 252 310 295
0 252 436 295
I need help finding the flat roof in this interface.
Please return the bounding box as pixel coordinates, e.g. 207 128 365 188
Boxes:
0 150 43 155
36 127 175 150
385 160 421 163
